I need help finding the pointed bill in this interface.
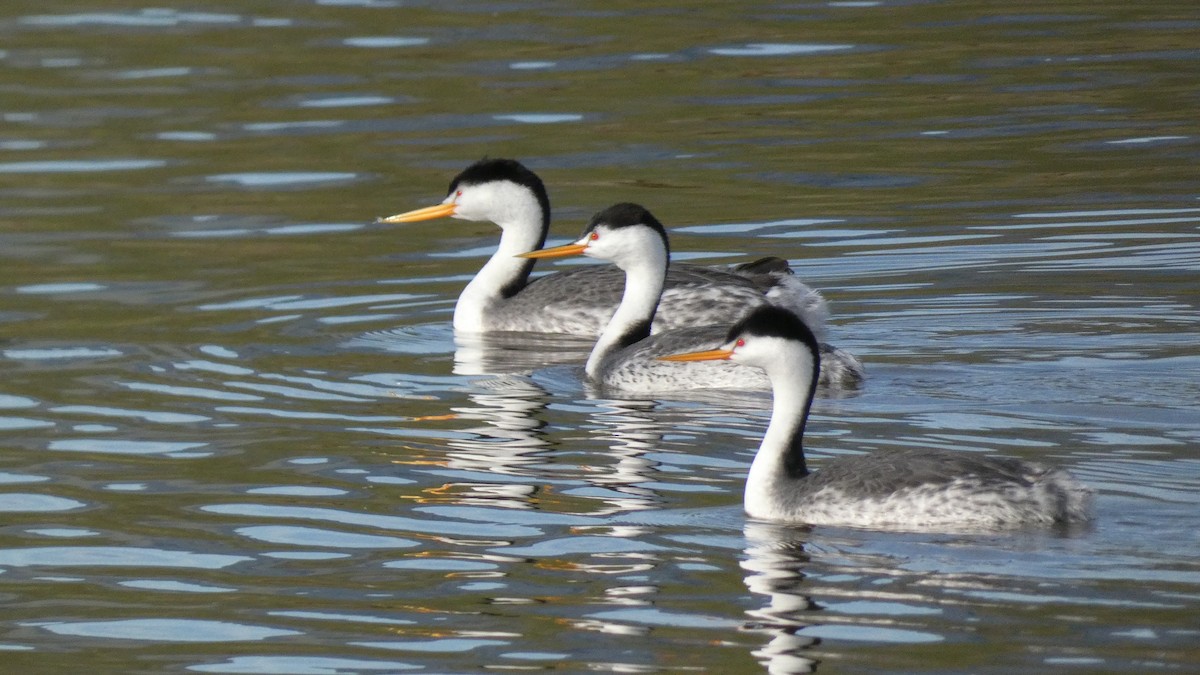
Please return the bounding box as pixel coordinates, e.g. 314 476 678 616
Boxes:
377 202 457 223
516 241 588 259
657 348 735 362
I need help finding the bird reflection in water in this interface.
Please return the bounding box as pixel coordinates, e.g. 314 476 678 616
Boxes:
580 398 671 515
742 522 820 674
432 375 554 509
453 330 592 377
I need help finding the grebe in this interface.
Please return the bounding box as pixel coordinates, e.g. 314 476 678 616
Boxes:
519 203 864 393
379 158 828 337
662 306 1092 528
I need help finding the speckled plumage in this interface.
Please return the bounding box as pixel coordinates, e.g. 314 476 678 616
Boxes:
758 447 1093 529
599 323 769 394
672 306 1092 529
480 262 828 338
599 324 862 394
465 248 830 340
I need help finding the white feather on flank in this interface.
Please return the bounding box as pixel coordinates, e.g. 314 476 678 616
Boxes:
765 275 829 342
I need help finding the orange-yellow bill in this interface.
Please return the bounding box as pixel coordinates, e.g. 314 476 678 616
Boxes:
377 202 457 223
516 242 588 259
657 348 734 362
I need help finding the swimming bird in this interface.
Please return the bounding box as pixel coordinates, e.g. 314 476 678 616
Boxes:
661 305 1092 528
519 203 864 393
378 158 828 337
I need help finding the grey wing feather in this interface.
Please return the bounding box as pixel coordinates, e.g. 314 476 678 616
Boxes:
490 262 828 338
792 448 1093 524
819 343 865 389
729 256 795 279
489 266 626 334
803 448 1048 498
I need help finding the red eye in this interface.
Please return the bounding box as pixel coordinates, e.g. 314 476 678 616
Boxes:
589 232 599 241
455 190 462 197
736 338 745 347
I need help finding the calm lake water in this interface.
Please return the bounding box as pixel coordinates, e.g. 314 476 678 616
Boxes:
2 1 1198 672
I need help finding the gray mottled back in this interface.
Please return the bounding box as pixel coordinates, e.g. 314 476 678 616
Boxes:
767 447 1093 528
488 262 801 335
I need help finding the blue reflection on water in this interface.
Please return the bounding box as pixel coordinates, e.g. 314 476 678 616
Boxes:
35 618 300 642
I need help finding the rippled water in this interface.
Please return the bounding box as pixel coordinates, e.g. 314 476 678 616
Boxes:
2 1 1198 672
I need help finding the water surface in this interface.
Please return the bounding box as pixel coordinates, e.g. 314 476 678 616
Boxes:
1 1 1198 672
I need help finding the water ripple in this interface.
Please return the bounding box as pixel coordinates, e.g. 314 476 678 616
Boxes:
15 282 106 294
0 494 86 512
269 611 415 626
234 525 418 549
343 36 429 48
119 579 237 593
710 43 856 57
799 624 943 644
35 618 300 642
25 529 95 538
0 159 166 173
119 381 264 402
0 546 250 569
503 536 675 557
5 347 123 360
189 655 421 673
588 608 739 629
352 638 509 653
51 405 209 424
48 439 208 456
204 172 360 189
21 9 245 27
202 503 543 539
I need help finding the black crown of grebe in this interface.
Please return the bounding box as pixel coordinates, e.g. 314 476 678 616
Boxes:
519 203 864 393
379 158 830 337
661 305 1092 529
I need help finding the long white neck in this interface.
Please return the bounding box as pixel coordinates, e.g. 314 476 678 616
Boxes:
453 213 546 333
585 249 667 379
744 347 815 518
